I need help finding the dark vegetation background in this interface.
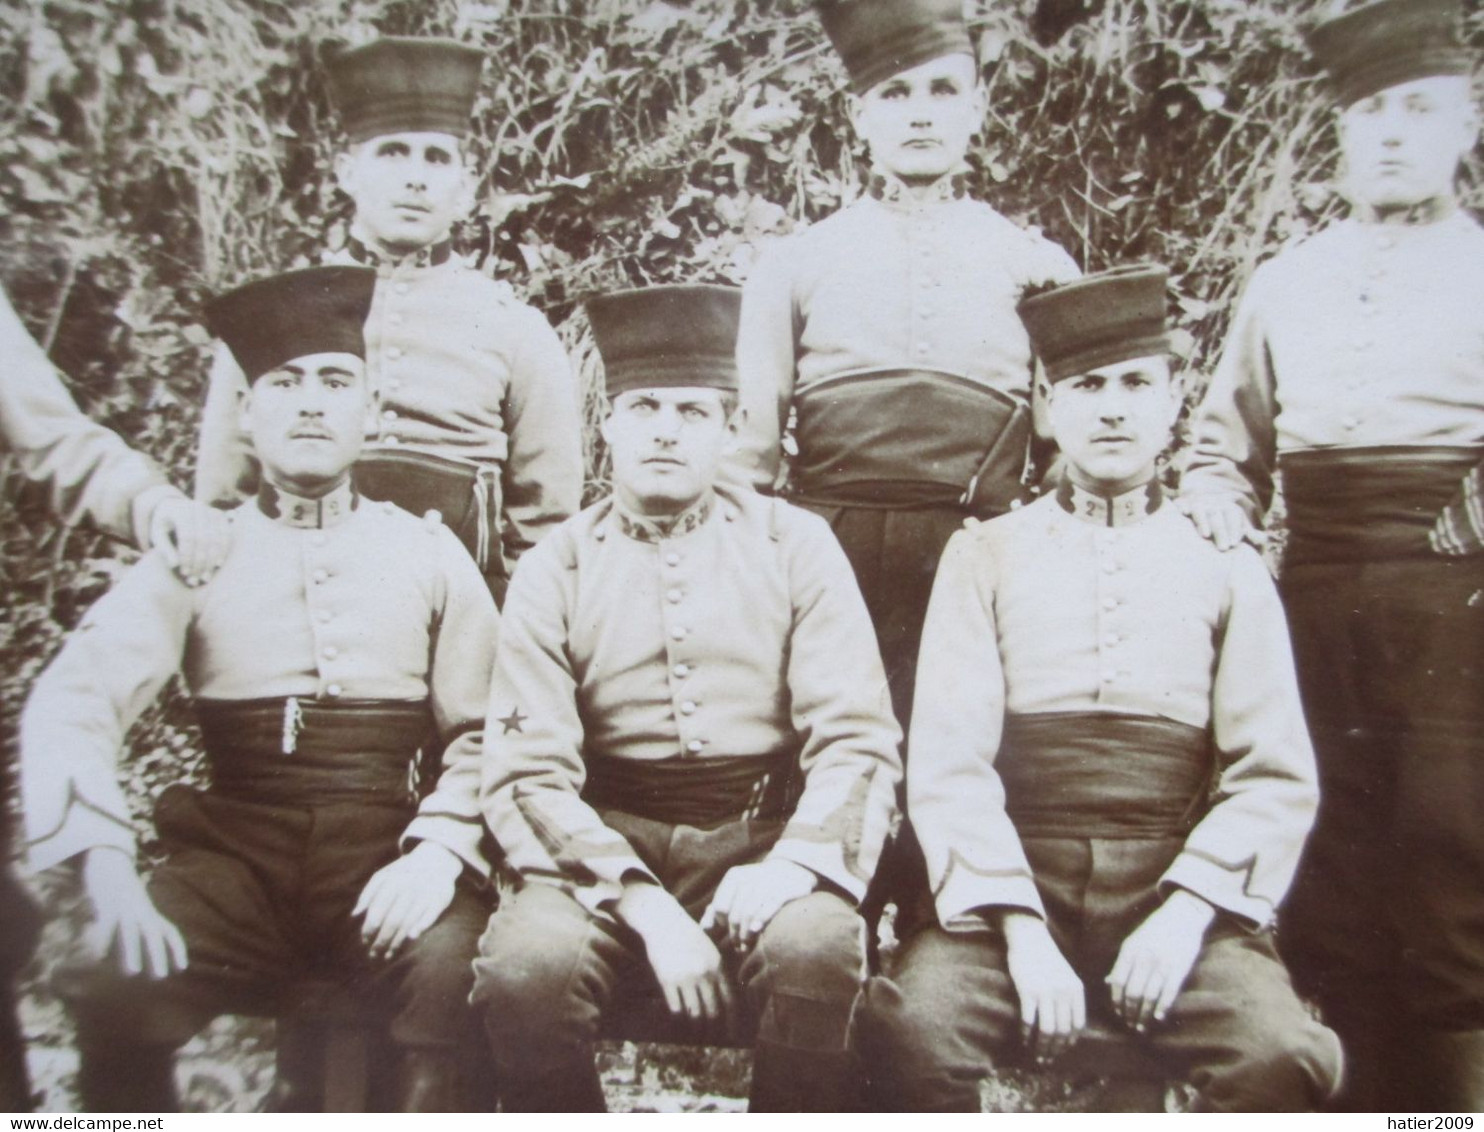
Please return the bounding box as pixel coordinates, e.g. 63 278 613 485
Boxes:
3 0 1483 1111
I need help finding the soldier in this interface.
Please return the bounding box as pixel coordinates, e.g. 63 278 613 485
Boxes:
734 0 1080 726
21 266 499 1112
472 285 902 1112
1179 0 1484 1109
195 37 582 601
860 267 1341 1111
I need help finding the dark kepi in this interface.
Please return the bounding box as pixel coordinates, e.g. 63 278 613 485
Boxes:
587 285 741 396
1016 265 1170 384
206 266 376 382
1308 0 1470 108
326 37 485 143
815 0 974 94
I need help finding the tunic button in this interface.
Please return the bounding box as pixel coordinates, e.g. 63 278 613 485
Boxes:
1103 633 1119 648
664 552 681 566
384 435 400 445
312 569 328 584
383 409 397 421
686 740 704 754
323 645 339 660
311 533 327 547
389 312 404 326
1101 671 1117 684
387 379 402 391
393 283 410 296
1102 596 1118 612
666 589 683 604
670 626 687 641
1377 235 1396 250
387 347 403 360
1101 560 1117 574
674 663 690 678
1341 415 1359 430
681 700 697 715
326 683 343 698
916 342 930 355
316 610 331 624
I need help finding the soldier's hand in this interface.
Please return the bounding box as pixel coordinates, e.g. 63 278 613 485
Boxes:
150 495 231 586
999 910 1085 1064
699 859 817 954
82 846 188 978
1174 494 1266 553
353 841 462 960
617 881 735 1032
1107 888 1216 1034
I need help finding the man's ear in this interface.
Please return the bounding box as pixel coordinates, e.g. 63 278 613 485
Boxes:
598 403 616 447
721 405 746 453
971 80 989 128
236 384 255 438
332 147 356 193
847 91 867 137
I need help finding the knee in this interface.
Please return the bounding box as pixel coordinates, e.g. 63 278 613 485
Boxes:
1195 1017 1345 1112
750 893 866 999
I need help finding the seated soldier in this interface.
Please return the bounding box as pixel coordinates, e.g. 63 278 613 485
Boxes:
20 266 499 1112
859 267 1343 1111
471 285 902 1113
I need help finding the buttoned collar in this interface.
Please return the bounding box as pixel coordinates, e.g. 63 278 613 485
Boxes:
257 478 359 529
866 170 970 212
1055 476 1164 528
1353 194 1458 227
613 491 715 544
344 234 453 270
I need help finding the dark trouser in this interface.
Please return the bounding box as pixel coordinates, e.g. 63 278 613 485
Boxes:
62 785 488 1112
1279 554 1484 1108
471 809 868 1112
860 837 1341 1111
0 866 41 1112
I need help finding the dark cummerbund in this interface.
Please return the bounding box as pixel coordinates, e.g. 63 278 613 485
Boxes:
196 696 435 807
999 712 1212 839
790 368 1030 514
581 750 799 829
1281 445 1484 566
354 447 499 573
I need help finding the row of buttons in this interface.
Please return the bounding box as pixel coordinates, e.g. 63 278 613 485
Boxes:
661 546 706 755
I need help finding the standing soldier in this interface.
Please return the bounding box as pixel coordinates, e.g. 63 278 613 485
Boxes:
195 37 582 601
22 266 499 1112
1180 0 1484 1110
473 286 902 1112
862 267 1341 1112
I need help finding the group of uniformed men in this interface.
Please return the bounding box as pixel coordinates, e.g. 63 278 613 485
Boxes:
3 0 1482 1113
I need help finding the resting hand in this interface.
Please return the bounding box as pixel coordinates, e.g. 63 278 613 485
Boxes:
1107 889 1216 1033
999 910 1085 1064
1175 494 1265 553
699 858 817 954
354 841 462 960
82 847 188 978
150 495 231 585
617 881 734 1030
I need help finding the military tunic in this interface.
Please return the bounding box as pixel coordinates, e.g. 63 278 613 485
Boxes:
194 244 582 585
471 484 901 1111
20 481 499 1100
861 482 1339 1112
1182 205 1484 1044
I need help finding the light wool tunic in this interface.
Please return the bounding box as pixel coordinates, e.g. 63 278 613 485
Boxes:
1183 208 1484 519
195 247 583 570
733 177 1080 489
21 485 499 876
909 485 1318 932
1 290 176 545
481 485 903 917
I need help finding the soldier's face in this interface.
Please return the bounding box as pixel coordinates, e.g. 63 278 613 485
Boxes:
1048 356 1180 495
602 387 737 517
240 353 372 494
335 132 472 254
1338 75 1477 211
852 53 984 183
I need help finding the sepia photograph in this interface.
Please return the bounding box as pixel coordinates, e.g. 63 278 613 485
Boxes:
1 0 1481 1115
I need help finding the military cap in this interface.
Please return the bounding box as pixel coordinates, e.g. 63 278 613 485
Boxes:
1308 0 1471 109
206 266 376 382
816 0 975 94
326 37 484 144
1017 265 1170 384
587 285 741 397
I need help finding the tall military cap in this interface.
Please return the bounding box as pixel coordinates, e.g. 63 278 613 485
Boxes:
587 285 741 397
816 0 975 94
206 266 376 383
326 37 485 144
1017 265 1170 384
1308 0 1471 109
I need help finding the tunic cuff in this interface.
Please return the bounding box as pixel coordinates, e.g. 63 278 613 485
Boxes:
27 804 136 875
400 814 490 880
935 860 1046 929
768 840 867 905
1160 851 1273 930
129 483 183 551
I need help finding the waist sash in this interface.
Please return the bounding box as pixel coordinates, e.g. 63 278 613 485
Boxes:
1281 445 1484 566
196 697 434 807
999 712 1211 839
354 447 500 573
789 368 1030 514
581 750 800 829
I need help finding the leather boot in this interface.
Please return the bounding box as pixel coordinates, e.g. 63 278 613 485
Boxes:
498 1061 606 1112
75 1042 178 1112
749 1044 861 1112
394 1050 471 1113
1413 1029 1484 1111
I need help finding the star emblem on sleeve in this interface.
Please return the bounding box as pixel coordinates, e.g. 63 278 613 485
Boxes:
498 707 527 735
